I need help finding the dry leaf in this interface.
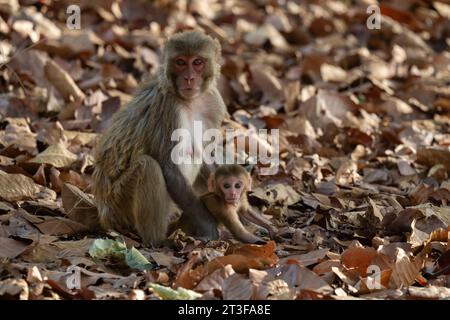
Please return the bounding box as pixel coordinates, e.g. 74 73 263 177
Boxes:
44 59 85 102
61 183 99 230
0 171 56 201
0 237 31 258
341 247 377 277
29 143 77 168
222 273 253 300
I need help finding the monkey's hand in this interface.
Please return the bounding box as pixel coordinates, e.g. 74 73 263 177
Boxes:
185 201 219 241
268 227 278 239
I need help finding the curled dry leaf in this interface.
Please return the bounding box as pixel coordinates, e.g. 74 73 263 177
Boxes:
194 264 235 292
389 248 424 288
0 171 56 202
44 59 85 102
312 259 341 275
279 248 329 266
174 242 278 290
341 247 377 277
149 251 185 268
0 237 31 258
61 183 99 230
250 184 301 206
174 252 206 289
244 24 289 50
34 217 89 236
206 241 278 274
335 160 360 186
416 147 450 172
277 263 333 295
249 64 283 101
0 279 29 300
320 63 348 82
0 121 37 155
298 91 356 128
29 143 77 168
221 273 253 300
65 131 97 146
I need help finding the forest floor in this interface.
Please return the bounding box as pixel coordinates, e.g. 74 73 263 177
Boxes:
0 0 449 300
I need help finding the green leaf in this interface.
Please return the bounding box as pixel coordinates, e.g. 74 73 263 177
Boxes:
89 238 153 270
125 247 152 271
149 283 202 300
88 238 127 260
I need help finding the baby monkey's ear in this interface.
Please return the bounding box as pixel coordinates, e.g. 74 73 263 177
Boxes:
247 174 252 192
207 173 216 192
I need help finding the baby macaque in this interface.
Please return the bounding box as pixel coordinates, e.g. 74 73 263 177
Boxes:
173 164 277 243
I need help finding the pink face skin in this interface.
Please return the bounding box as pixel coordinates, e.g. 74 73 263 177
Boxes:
173 55 206 100
218 177 245 206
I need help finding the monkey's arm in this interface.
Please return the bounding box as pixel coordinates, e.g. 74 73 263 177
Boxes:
241 207 277 239
201 194 262 244
221 209 264 244
161 162 219 240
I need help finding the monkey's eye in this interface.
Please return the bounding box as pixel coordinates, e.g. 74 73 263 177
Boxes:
235 183 242 189
223 183 231 189
175 59 186 66
193 58 204 66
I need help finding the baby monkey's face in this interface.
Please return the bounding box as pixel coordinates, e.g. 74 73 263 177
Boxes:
218 176 246 205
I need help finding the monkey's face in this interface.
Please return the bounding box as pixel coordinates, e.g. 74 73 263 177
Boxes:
218 176 246 205
172 55 206 100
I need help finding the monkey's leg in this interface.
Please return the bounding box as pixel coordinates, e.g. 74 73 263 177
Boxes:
132 155 174 246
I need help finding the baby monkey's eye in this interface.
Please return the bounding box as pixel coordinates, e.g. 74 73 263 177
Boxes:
193 58 204 65
235 183 242 189
223 183 231 189
175 59 186 66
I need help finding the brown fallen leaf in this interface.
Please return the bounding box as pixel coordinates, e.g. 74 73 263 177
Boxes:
206 241 278 274
173 252 206 289
61 183 99 230
417 147 450 172
0 279 29 300
389 248 424 288
276 263 333 294
341 247 377 277
44 59 85 102
313 259 341 275
174 242 277 290
194 264 235 292
28 143 77 168
279 248 329 266
0 171 56 202
0 237 32 258
0 120 37 155
34 217 89 236
59 170 90 191
222 273 253 300
149 251 185 268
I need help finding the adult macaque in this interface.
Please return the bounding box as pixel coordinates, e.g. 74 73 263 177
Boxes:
175 164 277 243
93 31 227 246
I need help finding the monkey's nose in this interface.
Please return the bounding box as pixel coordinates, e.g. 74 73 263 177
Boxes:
184 76 194 85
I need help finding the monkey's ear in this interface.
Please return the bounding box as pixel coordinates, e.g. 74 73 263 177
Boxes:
247 175 252 191
207 173 216 192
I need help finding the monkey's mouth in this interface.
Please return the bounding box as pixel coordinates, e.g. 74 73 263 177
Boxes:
225 198 239 204
180 88 200 98
181 87 199 92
